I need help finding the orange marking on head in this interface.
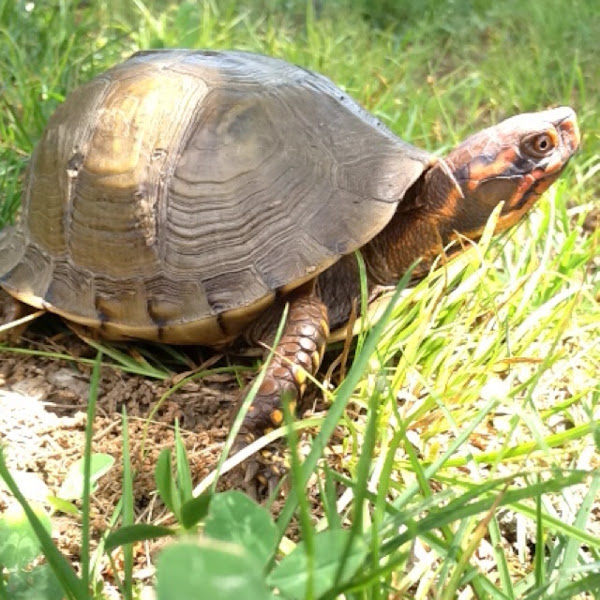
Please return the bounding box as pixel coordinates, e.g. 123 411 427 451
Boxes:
436 183 464 220
496 172 555 232
466 147 519 192
505 152 563 212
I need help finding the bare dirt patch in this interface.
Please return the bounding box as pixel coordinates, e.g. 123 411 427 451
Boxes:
0 326 257 583
0 322 323 585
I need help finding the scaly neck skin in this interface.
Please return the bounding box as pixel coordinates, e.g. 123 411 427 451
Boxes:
362 160 463 286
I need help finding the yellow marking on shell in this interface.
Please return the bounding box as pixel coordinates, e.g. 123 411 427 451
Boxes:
270 409 284 426
320 318 330 339
86 84 158 180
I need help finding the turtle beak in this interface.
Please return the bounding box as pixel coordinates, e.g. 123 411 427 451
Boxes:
552 106 581 155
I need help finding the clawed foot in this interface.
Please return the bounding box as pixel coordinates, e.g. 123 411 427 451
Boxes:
231 430 288 499
227 375 297 497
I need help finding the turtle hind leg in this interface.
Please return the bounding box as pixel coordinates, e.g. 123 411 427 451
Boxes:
231 290 329 492
0 288 38 342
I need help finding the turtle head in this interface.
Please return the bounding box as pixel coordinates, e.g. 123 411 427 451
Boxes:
440 106 580 236
362 107 579 285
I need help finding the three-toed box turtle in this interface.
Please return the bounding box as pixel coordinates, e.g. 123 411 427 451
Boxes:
0 50 580 470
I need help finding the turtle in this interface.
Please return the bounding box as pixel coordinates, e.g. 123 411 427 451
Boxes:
0 49 580 479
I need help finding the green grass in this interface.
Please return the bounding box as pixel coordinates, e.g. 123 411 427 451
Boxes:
1 0 599 598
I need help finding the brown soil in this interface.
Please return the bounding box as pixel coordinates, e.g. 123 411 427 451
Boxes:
0 321 323 592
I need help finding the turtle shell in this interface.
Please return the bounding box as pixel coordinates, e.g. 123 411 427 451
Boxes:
0 50 433 344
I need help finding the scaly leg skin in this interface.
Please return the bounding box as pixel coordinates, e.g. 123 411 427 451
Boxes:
0 288 32 343
232 292 329 494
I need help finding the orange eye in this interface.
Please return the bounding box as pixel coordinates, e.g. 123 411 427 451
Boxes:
525 132 555 157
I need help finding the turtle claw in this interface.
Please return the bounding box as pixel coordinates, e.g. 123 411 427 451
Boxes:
230 429 287 499
240 459 283 500
243 457 260 483
267 469 282 498
252 458 285 500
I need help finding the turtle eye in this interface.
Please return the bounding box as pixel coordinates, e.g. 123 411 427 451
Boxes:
524 132 555 157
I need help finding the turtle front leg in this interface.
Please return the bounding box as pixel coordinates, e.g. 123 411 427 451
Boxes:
232 292 329 487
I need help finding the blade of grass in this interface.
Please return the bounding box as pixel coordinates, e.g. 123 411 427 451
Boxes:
80 350 103 595
380 470 590 556
175 421 194 504
556 471 600 588
121 408 134 600
334 385 382 589
282 388 317 599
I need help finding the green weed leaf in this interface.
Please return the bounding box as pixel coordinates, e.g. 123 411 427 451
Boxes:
156 540 276 600
267 529 368 599
0 506 51 569
204 491 278 568
180 493 212 530
58 453 115 501
155 449 178 516
46 496 79 516
104 524 175 553
5 564 63 600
